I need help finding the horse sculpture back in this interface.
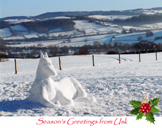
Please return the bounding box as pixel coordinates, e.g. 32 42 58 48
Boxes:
27 52 95 107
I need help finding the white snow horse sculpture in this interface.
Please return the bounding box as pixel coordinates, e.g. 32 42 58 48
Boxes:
28 52 95 107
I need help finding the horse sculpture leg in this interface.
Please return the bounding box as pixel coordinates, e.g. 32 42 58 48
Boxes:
69 78 96 103
39 86 61 107
69 77 87 99
55 91 74 105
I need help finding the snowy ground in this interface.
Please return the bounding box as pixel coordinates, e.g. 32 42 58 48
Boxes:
0 53 162 116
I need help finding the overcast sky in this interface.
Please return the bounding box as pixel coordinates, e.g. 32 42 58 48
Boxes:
0 0 162 18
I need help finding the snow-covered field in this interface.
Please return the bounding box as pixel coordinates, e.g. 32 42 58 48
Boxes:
0 28 12 38
142 22 162 29
89 15 134 20
74 20 121 34
7 29 162 47
0 53 162 116
4 19 34 24
111 30 162 44
40 16 71 22
143 10 162 15
10 25 28 32
6 34 117 47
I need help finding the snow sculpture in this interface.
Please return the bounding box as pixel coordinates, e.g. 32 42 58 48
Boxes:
27 52 95 107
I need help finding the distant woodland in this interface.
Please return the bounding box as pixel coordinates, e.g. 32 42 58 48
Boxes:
112 15 162 26
21 19 75 33
0 19 76 33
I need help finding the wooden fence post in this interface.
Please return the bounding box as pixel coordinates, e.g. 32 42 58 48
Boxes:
155 52 157 61
139 53 141 62
92 55 95 66
119 54 121 64
14 59 17 74
59 56 62 70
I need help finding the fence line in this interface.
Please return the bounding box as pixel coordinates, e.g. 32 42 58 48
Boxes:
12 52 161 73
57 52 159 70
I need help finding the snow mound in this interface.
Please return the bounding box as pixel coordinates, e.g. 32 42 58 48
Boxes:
27 52 95 107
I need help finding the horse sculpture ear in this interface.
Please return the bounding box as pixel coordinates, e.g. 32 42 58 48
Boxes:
40 52 44 58
44 52 49 58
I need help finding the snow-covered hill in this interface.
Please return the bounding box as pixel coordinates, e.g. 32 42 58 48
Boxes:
142 10 162 15
0 28 12 38
4 19 34 24
0 8 162 47
74 20 121 34
0 53 162 116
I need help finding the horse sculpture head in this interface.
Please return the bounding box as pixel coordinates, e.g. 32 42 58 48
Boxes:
36 52 57 79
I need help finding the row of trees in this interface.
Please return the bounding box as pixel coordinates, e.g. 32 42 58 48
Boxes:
131 40 160 53
2 40 162 58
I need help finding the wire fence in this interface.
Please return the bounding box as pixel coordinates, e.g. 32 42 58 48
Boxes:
0 52 162 75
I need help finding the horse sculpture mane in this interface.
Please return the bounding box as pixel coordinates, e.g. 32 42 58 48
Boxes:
27 52 96 107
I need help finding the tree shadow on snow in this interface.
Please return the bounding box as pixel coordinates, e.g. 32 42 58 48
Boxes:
0 99 43 113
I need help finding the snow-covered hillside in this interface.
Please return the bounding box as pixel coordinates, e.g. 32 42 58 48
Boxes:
6 29 162 47
4 19 34 24
0 53 162 116
74 20 121 34
89 15 134 20
24 31 39 39
6 34 117 47
48 20 121 39
0 28 12 38
0 12 162 48
4 36 25 41
142 10 162 15
41 16 71 21
111 30 162 44
10 25 28 34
